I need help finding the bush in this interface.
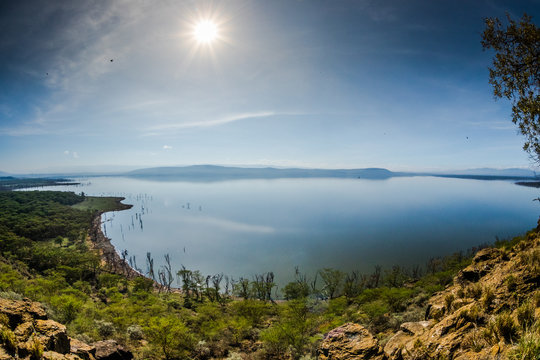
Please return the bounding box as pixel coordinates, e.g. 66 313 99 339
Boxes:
444 293 455 312
491 312 519 343
516 302 535 330
29 335 44 360
509 330 540 360
95 319 115 338
466 283 483 300
283 281 310 300
0 325 16 354
462 328 489 352
144 315 195 360
127 324 144 341
50 293 84 323
481 287 495 310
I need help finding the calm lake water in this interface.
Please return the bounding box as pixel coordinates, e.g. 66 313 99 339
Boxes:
32 176 539 288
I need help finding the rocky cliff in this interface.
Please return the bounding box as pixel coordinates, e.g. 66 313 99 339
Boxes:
0 297 133 360
319 228 540 359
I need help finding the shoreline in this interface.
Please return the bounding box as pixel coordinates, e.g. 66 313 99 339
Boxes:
85 197 144 280
88 213 144 280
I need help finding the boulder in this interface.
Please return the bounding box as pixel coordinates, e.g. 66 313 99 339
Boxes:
70 337 96 360
426 304 445 320
319 323 384 360
400 321 431 336
383 330 411 358
472 248 499 264
93 340 133 360
14 321 34 339
0 298 46 328
35 319 70 354
42 351 85 359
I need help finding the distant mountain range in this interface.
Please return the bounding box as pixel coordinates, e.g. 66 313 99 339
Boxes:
124 165 538 181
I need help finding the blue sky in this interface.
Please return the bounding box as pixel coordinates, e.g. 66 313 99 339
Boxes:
0 0 539 174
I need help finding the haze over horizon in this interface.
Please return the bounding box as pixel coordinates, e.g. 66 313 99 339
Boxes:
1 0 539 174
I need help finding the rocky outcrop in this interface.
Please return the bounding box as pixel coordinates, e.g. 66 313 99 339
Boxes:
0 297 133 360
319 323 384 360
94 340 133 360
319 228 540 359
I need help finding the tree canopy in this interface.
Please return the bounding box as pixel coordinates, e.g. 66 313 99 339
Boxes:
481 13 540 162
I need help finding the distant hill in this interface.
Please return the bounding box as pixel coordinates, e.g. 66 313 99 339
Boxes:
125 165 395 180
444 168 537 177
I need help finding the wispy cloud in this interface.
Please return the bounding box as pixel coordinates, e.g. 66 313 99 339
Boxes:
163 145 172 150
147 111 277 133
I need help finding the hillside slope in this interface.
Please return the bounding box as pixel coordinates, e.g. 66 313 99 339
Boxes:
319 227 540 359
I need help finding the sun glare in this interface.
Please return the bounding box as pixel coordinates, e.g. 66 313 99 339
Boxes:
194 20 218 44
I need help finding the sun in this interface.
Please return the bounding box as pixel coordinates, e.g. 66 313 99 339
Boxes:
193 20 219 44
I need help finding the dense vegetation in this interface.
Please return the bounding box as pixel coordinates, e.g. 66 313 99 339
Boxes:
0 177 79 191
0 189 489 359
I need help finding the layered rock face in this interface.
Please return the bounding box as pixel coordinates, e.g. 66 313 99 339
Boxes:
0 298 133 360
319 231 540 359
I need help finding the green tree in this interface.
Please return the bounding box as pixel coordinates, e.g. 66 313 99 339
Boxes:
481 14 540 162
144 316 195 360
319 268 345 299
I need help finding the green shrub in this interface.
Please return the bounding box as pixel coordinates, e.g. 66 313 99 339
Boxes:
261 299 315 359
283 281 310 300
491 312 519 343
230 299 270 327
50 293 84 323
95 319 115 338
0 325 16 354
444 293 455 312
509 331 540 360
29 335 44 360
481 286 495 310
458 304 483 325
466 283 483 300
127 324 144 341
462 328 489 352
516 302 536 330
144 315 195 360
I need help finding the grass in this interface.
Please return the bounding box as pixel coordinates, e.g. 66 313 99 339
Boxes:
71 196 131 212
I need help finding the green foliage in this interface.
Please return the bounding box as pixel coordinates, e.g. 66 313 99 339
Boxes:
230 299 271 327
319 268 345 299
509 328 540 360
261 299 316 359
466 283 483 300
516 301 536 330
283 281 310 300
29 335 44 360
50 293 85 324
0 325 16 354
462 328 489 353
482 14 540 162
481 286 495 310
132 276 154 293
490 312 519 343
144 315 195 360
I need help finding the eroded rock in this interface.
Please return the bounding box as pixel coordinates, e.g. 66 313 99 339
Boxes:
35 319 70 354
319 323 384 360
94 340 133 360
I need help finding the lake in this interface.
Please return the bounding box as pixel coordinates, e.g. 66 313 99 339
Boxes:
32 176 539 289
